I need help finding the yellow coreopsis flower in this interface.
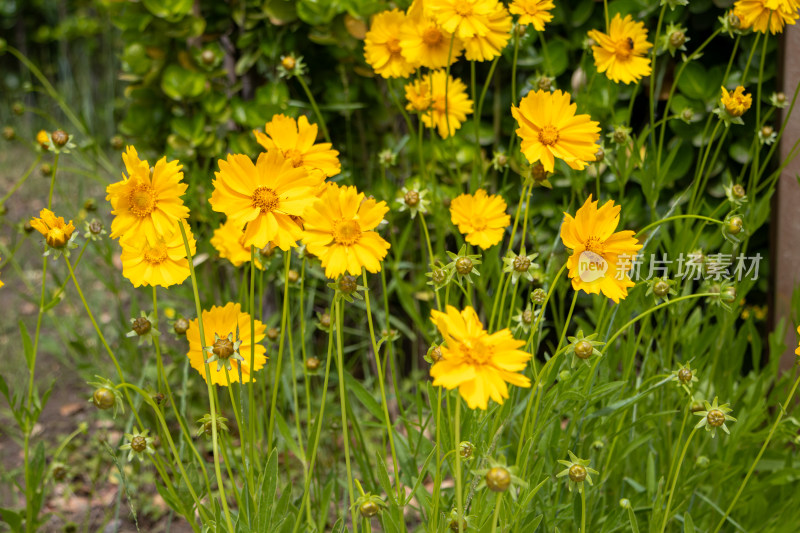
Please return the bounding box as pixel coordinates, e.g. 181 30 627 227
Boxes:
721 86 753 117
30 208 75 248
404 70 474 138
186 302 267 386
253 114 341 179
463 3 512 62
211 219 264 269
120 221 196 288
301 183 391 278
430 305 532 410
401 0 463 68
509 0 555 31
560 195 642 303
428 0 496 39
450 189 510 249
105 146 190 243
364 9 416 79
587 14 653 85
209 151 322 250
511 89 600 172
36 130 49 149
734 0 800 33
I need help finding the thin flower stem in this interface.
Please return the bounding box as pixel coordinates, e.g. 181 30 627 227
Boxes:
635 215 722 238
151 286 212 495
419 212 441 311
511 29 520 106
178 222 235 533
581 486 587 533
490 492 503 533
335 297 359 532
362 270 403 507
223 367 254 500
537 29 551 74
454 396 464 533
648 4 667 146
660 427 698 533
430 386 443 532
296 75 331 143
712 370 800 533
248 245 258 473
267 251 292 450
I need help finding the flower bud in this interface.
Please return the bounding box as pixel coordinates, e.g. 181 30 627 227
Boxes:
305 356 321 371
131 316 152 336
93 387 116 410
531 288 546 305
776 92 786 105
173 317 190 335
721 286 737 303
338 275 358 294
654 280 670 297
88 219 103 235
594 147 605 163
201 49 216 65
430 345 444 362
537 76 552 92
319 313 331 328
459 441 474 459
404 190 420 207
678 367 692 383
432 268 447 285
288 269 299 283
267 327 279 341
681 108 694 122
51 130 69 147
40 163 52 176
696 455 710 468
485 466 511 492
732 184 746 198
761 126 774 138
568 464 587 483
522 309 533 325
531 162 547 182
669 30 685 48
130 435 147 453
110 135 125 150
574 340 593 359
707 409 725 427
359 501 380 518
3 126 15 140
455 257 473 275
281 56 296 70
512 255 531 272
728 11 741 29
619 498 631 509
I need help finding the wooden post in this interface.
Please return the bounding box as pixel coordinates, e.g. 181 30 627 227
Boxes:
774 23 800 371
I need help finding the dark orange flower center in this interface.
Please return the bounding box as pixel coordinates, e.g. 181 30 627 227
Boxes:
470 214 487 231
614 37 635 59
584 236 604 255
538 124 559 146
144 241 168 264
283 148 304 167
386 38 402 55
454 0 473 16
252 186 279 213
129 184 156 217
333 219 362 245
422 27 443 46
459 338 491 365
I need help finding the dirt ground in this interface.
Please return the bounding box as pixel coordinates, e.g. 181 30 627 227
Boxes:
0 142 193 532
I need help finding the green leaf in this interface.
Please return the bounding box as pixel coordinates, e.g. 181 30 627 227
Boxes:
161 65 205 101
343 372 384 422
375 451 396 505
684 512 696 533
142 0 192 20
0 507 22 532
255 449 279 530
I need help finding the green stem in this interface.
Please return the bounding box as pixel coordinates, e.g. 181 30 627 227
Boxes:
335 296 358 531
267 252 292 449
490 492 503 533
636 215 722 238
454 396 463 533
178 222 235 533
248 245 257 473
712 370 800 533
296 75 331 143
660 427 698 533
581 486 587 533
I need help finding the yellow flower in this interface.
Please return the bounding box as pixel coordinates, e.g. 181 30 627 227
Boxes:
428 0 496 39
120 221 196 288
401 0 463 69
301 183 391 279
734 0 800 33
450 189 510 249
211 219 264 269
36 130 49 149
463 3 512 62
30 208 75 248
186 302 267 386
209 150 322 250
560 195 642 303
253 114 341 179
404 70 473 138
587 14 653 85
511 89 600 172
364 9 417 79
509 0 554 31
430 305 531 410
721 86 752 117
105 146 190 243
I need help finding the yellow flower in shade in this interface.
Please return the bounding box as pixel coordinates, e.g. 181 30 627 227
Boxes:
186 302 267 386
734 0 799 34
560 195 642 304
509 0 555 31
253 114 341 179
795 325 800 356
120 221 196 288
401 0 463 69
511 89 601 172
364 9 416 79
428 0 496 39
30 208 75 248
450 189 510 249
587 14 653 85
301 183 391 278
430 305 531 410
209 151 322 250
36 130 49 149
404 70 473 138
105 146 190 243
463 3 512 62
211 219 264 269
721 86 753 117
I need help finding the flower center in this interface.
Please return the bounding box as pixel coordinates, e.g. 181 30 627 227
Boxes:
459 338 491 365
454 0 473 16
615 37 635 59
568 464 587 483
144 241 168 264
513 256 531 272
212 336 235 359
386 38 402 55
422 27 443 46
471 215 487 231
333 219 362 245
538 124 559 146
252 186 279 213
129 184 156 218
283 148 304 167
47 227 67 248
584 236 604 255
